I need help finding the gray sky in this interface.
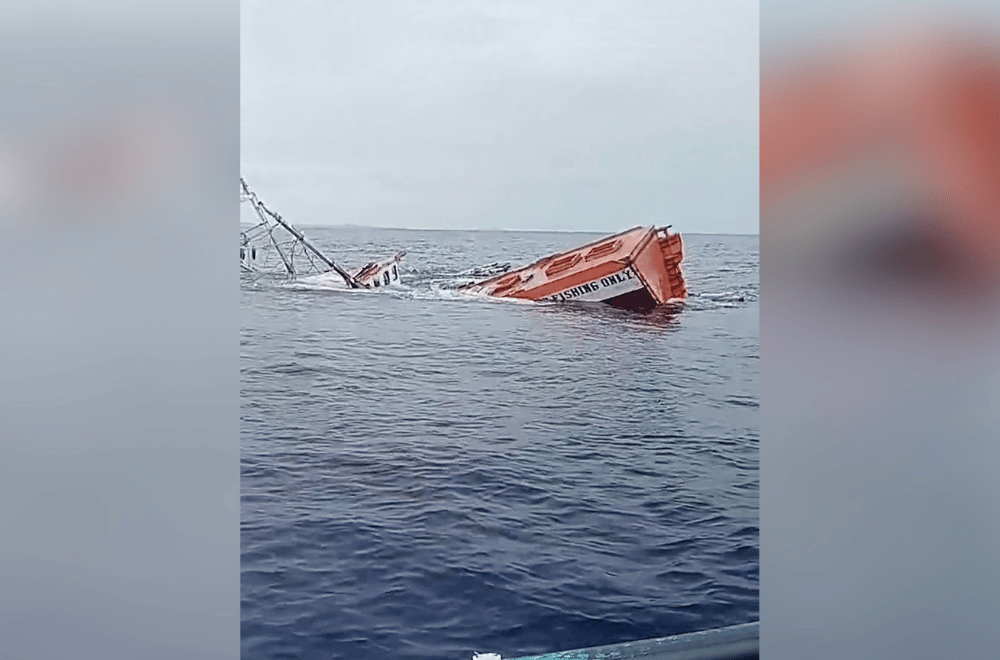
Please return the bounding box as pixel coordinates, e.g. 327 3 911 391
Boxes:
241 0 758 233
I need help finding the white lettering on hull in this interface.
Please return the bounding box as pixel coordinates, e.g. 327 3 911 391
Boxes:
541 267 644 302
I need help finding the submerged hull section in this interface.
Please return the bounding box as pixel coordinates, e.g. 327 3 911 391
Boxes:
298 252 405 289
459 226 686 310
353 251 406 288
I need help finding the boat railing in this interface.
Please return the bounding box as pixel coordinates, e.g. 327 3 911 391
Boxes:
476 621 758 660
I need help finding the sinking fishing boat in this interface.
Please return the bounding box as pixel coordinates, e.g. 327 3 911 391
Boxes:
459 226 687 310
240 177 404 288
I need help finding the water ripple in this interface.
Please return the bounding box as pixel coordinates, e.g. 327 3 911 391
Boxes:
242 230 758 660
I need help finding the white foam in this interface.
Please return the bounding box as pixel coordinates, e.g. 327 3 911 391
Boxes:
289 273 350 290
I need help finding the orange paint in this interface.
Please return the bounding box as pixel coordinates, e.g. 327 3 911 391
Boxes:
460 226 687 310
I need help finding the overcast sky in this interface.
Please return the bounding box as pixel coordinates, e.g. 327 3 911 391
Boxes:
241 0 758 233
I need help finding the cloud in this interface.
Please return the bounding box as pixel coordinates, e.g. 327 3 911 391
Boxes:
241 0 758 232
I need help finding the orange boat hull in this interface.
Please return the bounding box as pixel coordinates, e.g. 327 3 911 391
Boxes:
459 226 687 310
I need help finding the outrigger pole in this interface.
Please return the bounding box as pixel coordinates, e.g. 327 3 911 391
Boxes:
240 177 365 289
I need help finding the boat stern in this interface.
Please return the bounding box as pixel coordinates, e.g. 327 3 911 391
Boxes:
657 227 687 300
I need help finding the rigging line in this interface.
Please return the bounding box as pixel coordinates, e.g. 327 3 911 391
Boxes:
267 224 295 275
240 176 364 287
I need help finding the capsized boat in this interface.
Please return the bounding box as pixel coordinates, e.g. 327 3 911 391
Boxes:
240 177 405 288
459 226 686 310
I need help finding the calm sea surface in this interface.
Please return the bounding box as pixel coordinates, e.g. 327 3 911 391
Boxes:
241 228 758 660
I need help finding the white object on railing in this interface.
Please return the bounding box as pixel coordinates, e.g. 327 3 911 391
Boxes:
472 654 501 660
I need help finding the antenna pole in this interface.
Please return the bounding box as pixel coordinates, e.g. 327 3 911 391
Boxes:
240 177 364 288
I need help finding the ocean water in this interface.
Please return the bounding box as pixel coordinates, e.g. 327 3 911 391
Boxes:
241 227 758 660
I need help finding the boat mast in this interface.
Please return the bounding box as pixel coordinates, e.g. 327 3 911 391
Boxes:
240 177 364 288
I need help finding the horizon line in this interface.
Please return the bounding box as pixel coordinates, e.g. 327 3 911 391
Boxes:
240 222 759 236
